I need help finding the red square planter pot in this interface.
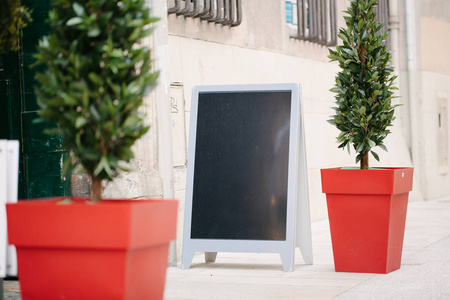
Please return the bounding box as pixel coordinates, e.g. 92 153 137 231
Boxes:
6 197 178 300
321 167 413 274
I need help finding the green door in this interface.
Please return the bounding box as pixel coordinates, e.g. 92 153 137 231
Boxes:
0 46 26 199
0 0 70 199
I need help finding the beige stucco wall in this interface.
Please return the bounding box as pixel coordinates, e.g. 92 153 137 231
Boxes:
420 17 450 75
420 71 450 198
398 2 450 200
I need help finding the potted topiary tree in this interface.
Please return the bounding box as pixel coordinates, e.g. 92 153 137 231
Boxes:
321 0 413 274
6 0 177 298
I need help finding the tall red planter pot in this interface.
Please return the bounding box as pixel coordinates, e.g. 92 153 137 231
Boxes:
321 167 413 274
6 197 178 300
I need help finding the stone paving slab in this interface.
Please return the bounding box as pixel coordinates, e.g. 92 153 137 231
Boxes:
2 280 19 300
164 198 450 299
335 235 450 299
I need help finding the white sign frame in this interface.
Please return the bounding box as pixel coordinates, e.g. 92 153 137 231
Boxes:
181 83 312 271
1 140 19 278
0 140 7 278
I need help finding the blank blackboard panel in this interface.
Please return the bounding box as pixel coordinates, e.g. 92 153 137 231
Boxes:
191 91 291 240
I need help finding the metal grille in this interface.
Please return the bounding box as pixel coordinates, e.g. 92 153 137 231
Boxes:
168 0 242 27
290 0 337 46
374 0 391 47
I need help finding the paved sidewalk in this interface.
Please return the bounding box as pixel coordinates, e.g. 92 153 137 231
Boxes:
164 198 450 299
3 198 450 299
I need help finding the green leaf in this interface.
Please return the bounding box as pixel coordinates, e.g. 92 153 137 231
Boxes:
129 27 142 41
355 152 363 163
73 3 85 16
342 48 356 57
88 26 101 37
127 19 144 27
61 156 75 178
337 32 349 44
327 119 337 125
358 19 364 30
88 73 104 86
379 143 388 152
330 87 342 93
355 143 364 153
337 131 347 143
66 17 83 26
89 104 101 122
94 155 113 178
75 116 88 129
371 150 380 161
359 106 366 115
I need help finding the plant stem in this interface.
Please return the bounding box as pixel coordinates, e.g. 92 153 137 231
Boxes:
360 152 369 169
90 175 102 202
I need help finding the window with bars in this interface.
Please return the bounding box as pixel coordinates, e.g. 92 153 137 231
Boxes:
168 0 242 27
286 0 390 47
287 0 337 46
373 0 390 47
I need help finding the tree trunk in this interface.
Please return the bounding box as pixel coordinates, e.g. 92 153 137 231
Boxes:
90 175 102 202
360 152 369 169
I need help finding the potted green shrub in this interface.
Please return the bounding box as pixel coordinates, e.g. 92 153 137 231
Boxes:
321 0 413 274
0 0 32 53
6 0 177 298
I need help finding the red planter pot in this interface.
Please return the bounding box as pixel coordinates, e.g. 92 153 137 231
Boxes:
6 197 178 300
321 167 413 274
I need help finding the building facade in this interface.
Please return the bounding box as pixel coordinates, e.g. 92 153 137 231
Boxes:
1 0 449 265
146 0 449 262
